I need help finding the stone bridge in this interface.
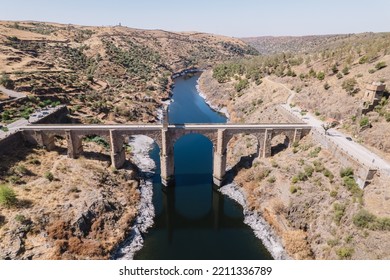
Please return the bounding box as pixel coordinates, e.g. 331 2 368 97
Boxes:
20 122 311 186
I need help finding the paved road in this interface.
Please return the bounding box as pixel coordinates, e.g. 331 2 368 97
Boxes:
0 86 26 99
0 106 63 140
280 103 390 174
264 76 390 174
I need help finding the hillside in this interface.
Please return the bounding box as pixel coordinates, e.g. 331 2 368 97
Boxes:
242 33 386 55
210 32 390 160
198 31 390 259
0 21 258 259
0 20 257 124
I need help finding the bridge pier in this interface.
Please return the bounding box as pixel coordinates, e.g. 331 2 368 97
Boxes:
160 129 175 186
35 131 56 151
213 129 227 186
262 129 273 158
110 130 126 169
66 130 83 158
293 128 302 144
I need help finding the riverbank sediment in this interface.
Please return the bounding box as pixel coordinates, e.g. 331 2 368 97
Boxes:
220 183 289 260
112 136 156 259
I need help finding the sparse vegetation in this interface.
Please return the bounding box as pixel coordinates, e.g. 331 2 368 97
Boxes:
341 78 358 95
353 209 390 231
44 171 54 182
290 185 298 194
336 247 354 259
359 116 369 127
375 61 387 70
333 203 346 225
0 185 17 208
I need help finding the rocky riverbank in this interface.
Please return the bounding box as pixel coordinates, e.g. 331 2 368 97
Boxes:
112 136 156 259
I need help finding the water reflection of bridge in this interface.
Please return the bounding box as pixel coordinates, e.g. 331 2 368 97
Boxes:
158 183 245 243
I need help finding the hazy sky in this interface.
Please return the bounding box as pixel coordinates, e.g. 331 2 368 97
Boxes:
1 0 389 37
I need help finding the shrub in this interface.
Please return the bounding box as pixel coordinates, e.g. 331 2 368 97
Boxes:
44 171 54 182
336 247 354 259
368 69 376 74
291 176 299 184
0 73 14 89
359 116 369 127
304 165 314 177
359 56 368 64
15 214 26 223
323 169 334 181
327 239 339 247
333 203 346 225
290 185 298 194
313 161 324 172
15 165 29 175
342 78 358 95
340 167 354 178
343 176 357 190
330 190 338 197
375 61 387 70
353 209 375 228
309 147 321 157
297 171 308 181
267 176 276 183
352 209 390 231
317 71 325 80
342 66 350 75
375 217 390 230
336 72 343 79
0 185 17 208
235 78 249 93
84 135 109 149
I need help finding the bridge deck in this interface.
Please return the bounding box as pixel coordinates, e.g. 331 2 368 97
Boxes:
20 123 311 131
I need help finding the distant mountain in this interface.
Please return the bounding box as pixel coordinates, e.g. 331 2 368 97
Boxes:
241 33 384 55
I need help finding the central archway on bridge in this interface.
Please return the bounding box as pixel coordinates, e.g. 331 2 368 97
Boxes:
270 133 290 156
81 134 111 162
226 133 260 171
173 133 213 219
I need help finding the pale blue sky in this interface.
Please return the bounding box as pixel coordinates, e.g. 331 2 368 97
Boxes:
0 0 389 37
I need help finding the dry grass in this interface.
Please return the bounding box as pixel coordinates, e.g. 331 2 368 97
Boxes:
282 230 313 260
0 144 140 259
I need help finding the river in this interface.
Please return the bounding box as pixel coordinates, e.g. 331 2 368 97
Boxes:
134 74 273 260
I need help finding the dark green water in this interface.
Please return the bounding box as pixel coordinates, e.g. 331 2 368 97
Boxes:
134 74 272 260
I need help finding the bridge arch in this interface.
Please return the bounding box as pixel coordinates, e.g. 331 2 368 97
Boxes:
270 132 291 156
225 133 260 170
169 129 218 148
